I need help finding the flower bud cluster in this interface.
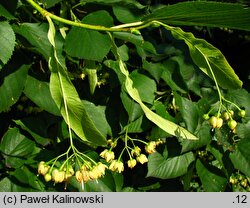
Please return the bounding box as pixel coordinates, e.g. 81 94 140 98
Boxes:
38 161 75 183
204 108 246 133
99 138 164 172
38 159 108 186
75 162 107 184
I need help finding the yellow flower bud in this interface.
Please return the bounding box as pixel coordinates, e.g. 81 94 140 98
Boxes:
44 173 52 182
52 169 65 183
100 149 108 159
38 161 50 175
127 159 137 169
75 170 83 183
145 141 157 154
109 160 124 173
136 154 148 164
100 149 115 162
82 170 90 183
131 146 141 157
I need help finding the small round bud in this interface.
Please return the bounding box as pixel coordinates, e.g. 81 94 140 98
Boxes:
209 116 217 129
44 173 52 182
238 110 246 117
222 112 230 121
229 110 234 116
228 119 237 130
203 114 210 120
216 117 223 128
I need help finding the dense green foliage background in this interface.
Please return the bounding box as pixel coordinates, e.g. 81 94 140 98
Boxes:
0 0 250 191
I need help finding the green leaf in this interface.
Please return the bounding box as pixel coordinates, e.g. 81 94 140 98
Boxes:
143 2 250 31
0 177 38 192
164 25 242 89
85 171 117 192
14 112 58 146
0 64 29 112
112 49 198 140
113 5 144 23
0 4 15 20
47 16 107 146
64 11 113 61
0 21 15 69
80 0 145 9
24 75 60 116
196 159 227 192
13 23 64 61
40 0 63 8
82 100 112 137
229 139 250 177
49 58 106 146
225 89 250 119
236 121 250 140
11 166 44 191
147 151 195 179
121 90 144 121
0 128 35 157
130 70 156 104
0 128 36 168
174 93 199 133
181 124 211 153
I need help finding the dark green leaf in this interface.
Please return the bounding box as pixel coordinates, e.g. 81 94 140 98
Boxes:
147 150 195 179
236 121 250 139
0 21 15 69
0 177 37 192
229 139 250 177
0 128 35 157
181 124 211 153
113 5 144 23
225 89 250 119
196 159 227 192
143 2 250 31
80 0 145 9
175 93 199 133
0 64 29 112
0 128 36 168
0 4 15 20
82 100 111 137
13 23 64 61
164 25 242 89
14 112 58 146
40 0 63 8
64 11 113 61
24 75 60 116
11 166 44 191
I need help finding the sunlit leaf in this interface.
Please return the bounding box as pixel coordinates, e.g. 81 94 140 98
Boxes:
107 41 198 140
164 25 242 89
143 1 250 31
